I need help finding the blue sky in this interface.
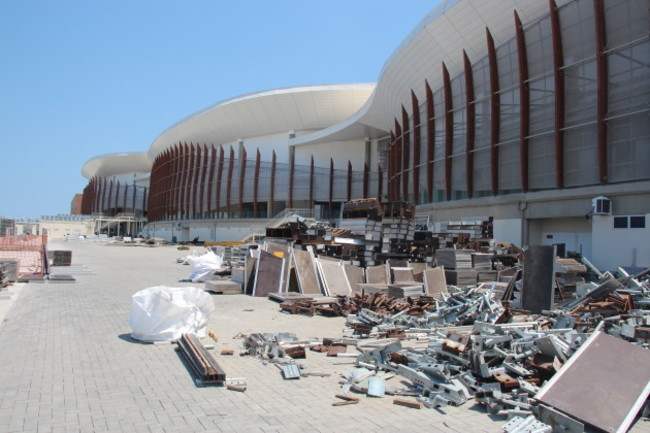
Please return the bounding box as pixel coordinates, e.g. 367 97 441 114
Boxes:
0 1 439 219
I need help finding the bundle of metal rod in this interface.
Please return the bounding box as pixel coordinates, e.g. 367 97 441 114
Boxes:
177 333 226 384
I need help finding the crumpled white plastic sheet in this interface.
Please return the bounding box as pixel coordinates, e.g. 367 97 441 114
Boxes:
128 285 215 342
186 250 224 282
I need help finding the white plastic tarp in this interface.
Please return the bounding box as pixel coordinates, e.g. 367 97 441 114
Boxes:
187 250 224 282
128 286 215 342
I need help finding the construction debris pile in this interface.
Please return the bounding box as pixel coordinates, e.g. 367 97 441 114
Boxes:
186 200 650 431
336 268 650 433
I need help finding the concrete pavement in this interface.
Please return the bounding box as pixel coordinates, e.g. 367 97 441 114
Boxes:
0 239 648 433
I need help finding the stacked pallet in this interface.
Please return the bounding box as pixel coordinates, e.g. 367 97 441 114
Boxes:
339 218 382 241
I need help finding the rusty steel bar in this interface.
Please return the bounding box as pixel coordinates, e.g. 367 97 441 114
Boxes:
177 333 226 384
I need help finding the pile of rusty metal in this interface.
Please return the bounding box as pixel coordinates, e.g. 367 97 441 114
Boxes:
338 269 650 433
176 333 227 385
279 292 440 318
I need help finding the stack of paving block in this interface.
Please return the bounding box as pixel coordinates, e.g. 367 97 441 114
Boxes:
436 249 477 287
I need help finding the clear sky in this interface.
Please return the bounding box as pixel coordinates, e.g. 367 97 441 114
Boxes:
0 0 439 219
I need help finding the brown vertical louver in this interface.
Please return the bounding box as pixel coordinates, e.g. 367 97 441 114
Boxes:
238 145 247 216
515 11 530 192
411 91 421 204
487 28 500 194
594 0 608 184
442 62 453 201
253 148 261 217
463 51 475 198
549 0 565 188
425 80 434 203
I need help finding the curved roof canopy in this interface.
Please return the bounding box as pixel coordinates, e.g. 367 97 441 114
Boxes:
148 84 375 160
82 152 151 179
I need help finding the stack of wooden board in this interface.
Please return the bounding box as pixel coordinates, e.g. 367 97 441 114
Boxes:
436 249 473 269
388 283 423 298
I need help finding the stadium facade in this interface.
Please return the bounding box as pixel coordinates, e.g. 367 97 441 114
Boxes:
80 0 649 271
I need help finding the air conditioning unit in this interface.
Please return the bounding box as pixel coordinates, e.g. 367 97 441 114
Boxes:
592 196 612 215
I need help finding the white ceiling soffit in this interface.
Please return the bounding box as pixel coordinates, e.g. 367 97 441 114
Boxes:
148 84 375 160
82 152 151 179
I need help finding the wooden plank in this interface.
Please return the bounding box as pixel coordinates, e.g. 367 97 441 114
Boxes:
316 258 351 296
344 264 365 287
423 266 448 297
292 248 322 295
536 332 650 433
366 264 390 285
252 250 285 297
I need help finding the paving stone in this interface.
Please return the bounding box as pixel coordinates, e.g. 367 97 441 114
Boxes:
0 239 645 433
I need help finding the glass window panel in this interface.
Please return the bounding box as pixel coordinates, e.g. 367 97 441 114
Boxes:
528 134 556 191
630 216 645 229
452 110 466 155
433 160 445 201
472 148 492 198
613 216 628 228
526 15 554 78
474 98 491 149
497 141 521 193
560 0 595 66
605 0 648 49
608 41 650 117
564 60 597 126
529 75 555 135
451 155 467 199
451 73 465 109
564 125 599 187
496 38 518 90
499 89 520 143
608 112 650 183
472 57 490 100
